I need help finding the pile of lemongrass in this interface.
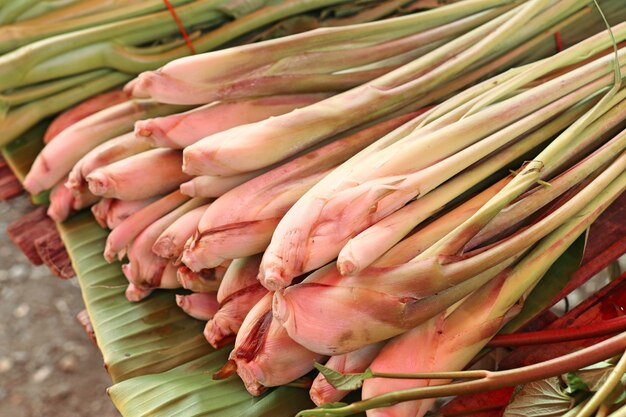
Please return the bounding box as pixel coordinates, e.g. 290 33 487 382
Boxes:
0 0 425 147
14 0 626 415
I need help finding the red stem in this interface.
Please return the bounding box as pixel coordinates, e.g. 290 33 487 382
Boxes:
487 315 626 347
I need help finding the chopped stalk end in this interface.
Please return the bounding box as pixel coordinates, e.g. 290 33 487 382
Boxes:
259 266 291 292
213 359 238 380
179 180 196 197
125 283 152 302
204 318 237 349
86 171 110 196
272 291 290 323
152 237 176 259
337 258 358 276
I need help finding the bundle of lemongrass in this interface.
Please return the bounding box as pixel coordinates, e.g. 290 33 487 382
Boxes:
15 0 626 415
0 0 430 147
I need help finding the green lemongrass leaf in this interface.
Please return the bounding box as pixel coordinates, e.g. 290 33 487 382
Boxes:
109 347 316 417
57 212 213 383
503 377 573 417
314 362 374 390
498 234 586 334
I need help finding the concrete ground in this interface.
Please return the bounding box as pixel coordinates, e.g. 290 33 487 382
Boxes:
0 196 120 417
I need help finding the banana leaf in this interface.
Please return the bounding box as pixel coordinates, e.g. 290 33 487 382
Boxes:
57 211 213 383
1 118 50 204
108 348 316 417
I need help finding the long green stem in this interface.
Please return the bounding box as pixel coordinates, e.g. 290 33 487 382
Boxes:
0 0 230 90
0 70 104 107
296 332 626 416
338 99 593 274
370 370 488 380
0 71 131 147
0 0 195 53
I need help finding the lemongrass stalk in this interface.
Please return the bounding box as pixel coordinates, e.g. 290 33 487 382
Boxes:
311 342 386 406
4 0 385 90
175 292 219 321
230 293 326 396
123 198 207 288
470 132 626 248
363 53 626 182
0 0 195 53
131 0 515 91
361 315 445 417
407 6 576 128
70 187 98 211
0 71 132 147
204 255 266 348
463 14 626 117
321 0 419 26
104 191 189 262
0 0 39 25
373 177 512 267
205 283 268 348
421 49 626 259
274 254 517 356
47 181 75 223
90 198 113 228
179 173 264 198
183 113 416 271
152 204 210 259
47 178 99 222
135 95 327 149
105 198 158 229
422 90 626 261
23 99 188 194
216 255 263 303
328 68 621 249
406 4 593 128
131 8 502 104
385 149 626 295
360 169 626 417
86 149 191 200
7 0 148 25
66 132 153 193
273 149 626 355
260 48 626 289
176 266 223 293
91 197 157 230
183 218 281 272
0 70 104 107
337 91 596 274
0 1 227 90
177 0 591 176
44 89 129 143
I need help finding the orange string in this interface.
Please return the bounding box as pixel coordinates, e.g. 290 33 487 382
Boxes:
163 0 196 54
554 32 564 53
